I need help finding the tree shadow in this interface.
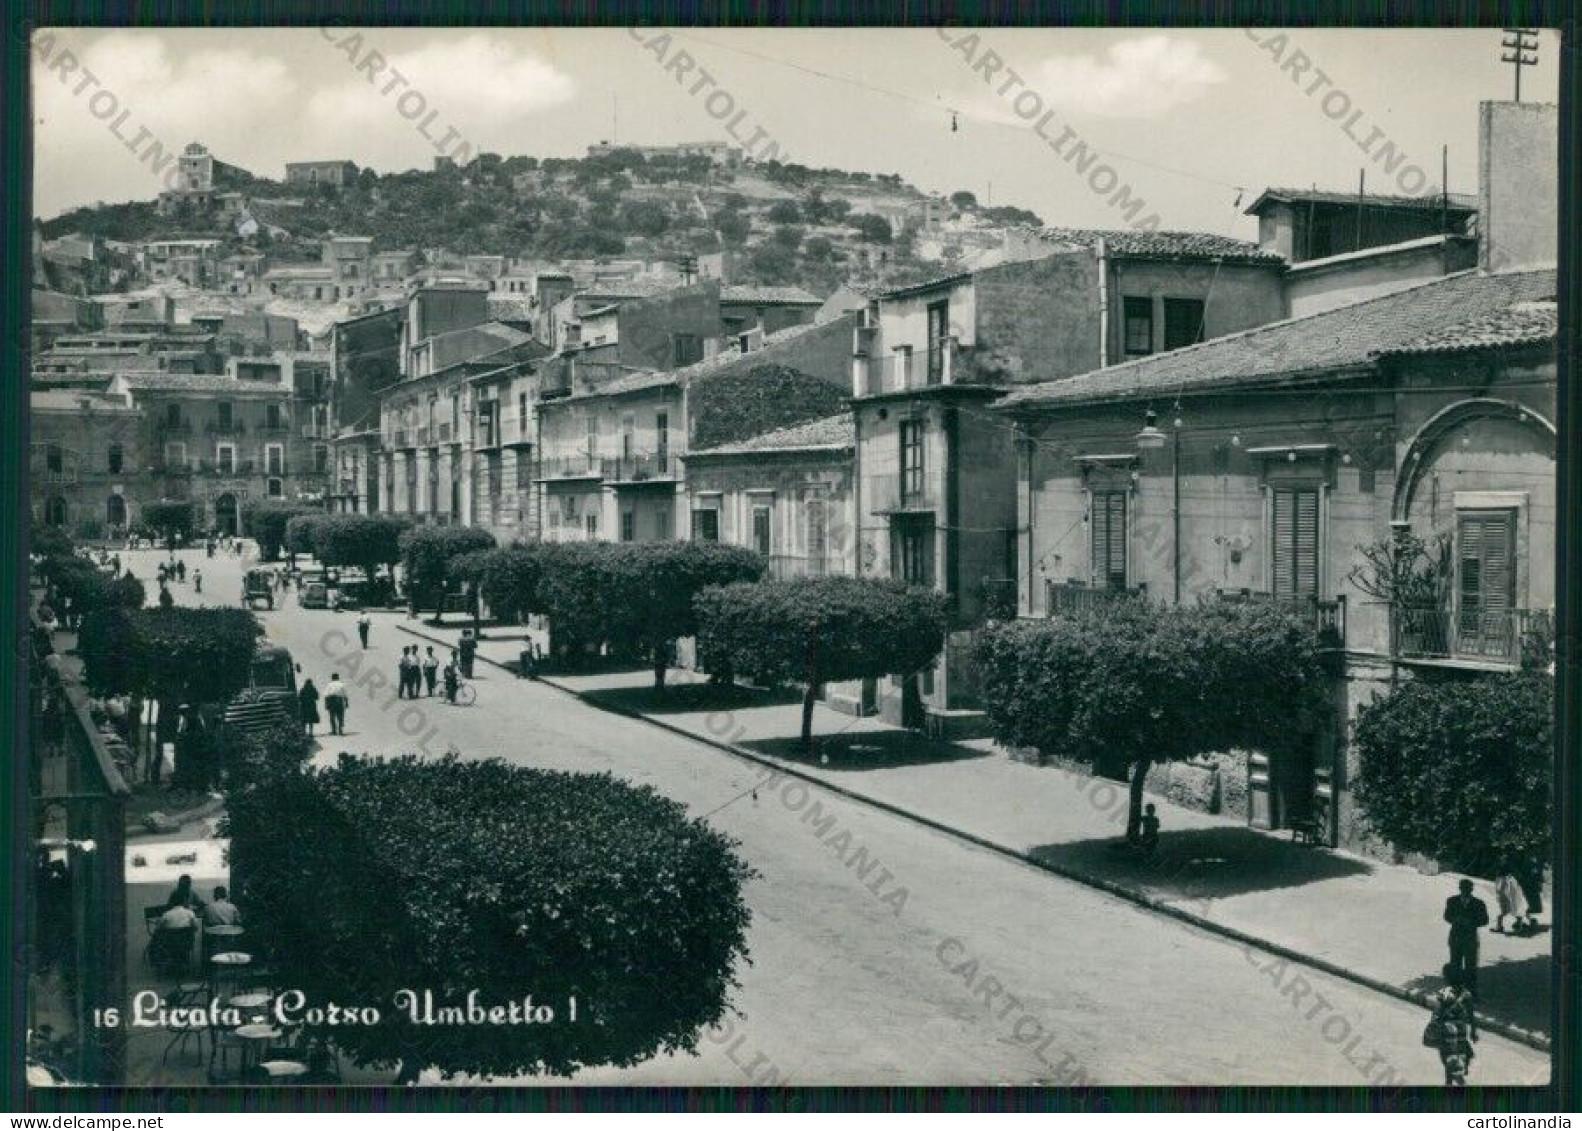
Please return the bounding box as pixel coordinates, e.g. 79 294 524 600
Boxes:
1404 953 1552 1037
1030 826 1374 901
581 681 803 717
742 728 994 772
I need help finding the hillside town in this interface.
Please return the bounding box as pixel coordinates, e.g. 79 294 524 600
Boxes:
28 65 1558 1094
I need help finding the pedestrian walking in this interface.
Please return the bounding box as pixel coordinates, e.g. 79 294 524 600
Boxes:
399 646 419 699
175 560 187 583
1443 878 1489 995
158 584 174 610
422 647 439 697
1425 968 1478 1085
298 679 321 737
442 655 460 704
324 674 348 736
1515 855 1545 934
1138 803 1161 855
1494 867 1527 934
357 610 372 650
458 630 477 679
193 569 203 594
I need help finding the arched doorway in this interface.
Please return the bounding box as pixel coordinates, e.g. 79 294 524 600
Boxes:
214 493 239 537
44 496 68 527
105 494 127 531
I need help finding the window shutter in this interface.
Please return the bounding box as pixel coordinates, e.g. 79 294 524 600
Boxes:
1459 510 1515 621
1294 489 1319 598
1271 487 1319 599
1092 492 1127 589
1271 489 1294 598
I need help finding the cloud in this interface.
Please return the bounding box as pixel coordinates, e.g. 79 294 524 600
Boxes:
1029 36 1226 118
305 33 575 160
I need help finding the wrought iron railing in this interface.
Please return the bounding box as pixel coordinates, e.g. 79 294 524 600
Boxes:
602 454 675 482
537 455 603 479
1046 579 1147 618
1391 604 1552 667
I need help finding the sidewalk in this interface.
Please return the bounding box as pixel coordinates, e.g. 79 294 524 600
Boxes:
399 620 1552 1051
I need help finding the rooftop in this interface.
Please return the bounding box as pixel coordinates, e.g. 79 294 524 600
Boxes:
998 267 1556 410
1374 300 1557 358
1032 227 1285 264
116 372 291 395
1245 186 1480 215
689 412 853 457
31 390 134 412
721 284 823 306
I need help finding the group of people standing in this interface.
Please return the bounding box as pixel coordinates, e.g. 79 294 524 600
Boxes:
398 644 464 702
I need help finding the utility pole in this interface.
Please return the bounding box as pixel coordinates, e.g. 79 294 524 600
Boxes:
1501 29 1539 102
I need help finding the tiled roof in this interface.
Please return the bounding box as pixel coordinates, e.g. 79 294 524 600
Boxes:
1374 300 1557 357
1246 187 1479 214
31 390 134 412
721 285 822 306
556 318 840 404
689 413 853 457
1032 227 1284 264
999 268 1556 410
117 373 290 395
580 277 690 300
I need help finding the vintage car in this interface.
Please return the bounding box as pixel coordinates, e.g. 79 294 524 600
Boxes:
242 569 274 609
299 581 330 610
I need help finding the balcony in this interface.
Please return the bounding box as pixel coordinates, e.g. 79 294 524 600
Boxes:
603 453 676 483
1046 579 1148 618
536 455 603 481
36 467 77 485
437 422 454 444
1391 605 1552 668
868 472 939 514
861 337 960 397
1214 589 1347 649
158 420 192 436
390 428 411 448
206 421 246 436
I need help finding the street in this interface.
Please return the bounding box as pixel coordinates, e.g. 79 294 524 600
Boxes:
138 546 1550 1086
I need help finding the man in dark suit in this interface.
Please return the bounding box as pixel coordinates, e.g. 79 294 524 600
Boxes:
1445 878 1490 994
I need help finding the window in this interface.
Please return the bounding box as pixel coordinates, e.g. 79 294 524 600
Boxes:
621 510 636 542
217 401 233 430
107 443 123 475
1270 486 1320 600
655 507 669 540
655 411 669 467
265 444 284 476
926 300 949 383
518 393 529 440
267 477 283 498
893 516 934 587
1457 510 1516 643
585 513 599 539
900 420 924 502
164 442 186 467
1091 491 1127 590
673 333 703 367
806 496 828 568
516 454 532 489
216 444 235 474
266 404 282 430
751 504 772 556
621 414 636 460
314 445 329 473
166 404 183 428
693 508 720 542
585 413 598 460
45 444 62 473
1123 297 1154 357
1163 298 1206 352
894 345 913 388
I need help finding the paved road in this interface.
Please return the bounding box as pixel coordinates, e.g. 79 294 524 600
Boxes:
143 546 1549 1087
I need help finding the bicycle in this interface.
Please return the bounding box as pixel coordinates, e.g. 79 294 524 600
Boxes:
447 679 476 707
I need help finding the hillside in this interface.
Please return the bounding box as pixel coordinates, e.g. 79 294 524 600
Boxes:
39 148 1043 296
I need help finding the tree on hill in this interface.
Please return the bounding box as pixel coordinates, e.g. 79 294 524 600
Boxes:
771 225 804 252
766 200 802 224
716 212 751 245
696 577 950 753
619 200 671 237
850 213 892 243
225 754 754 1083
950 190 979 210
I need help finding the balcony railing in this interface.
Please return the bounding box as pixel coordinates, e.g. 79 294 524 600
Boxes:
602 453 676 483
1391 604 1552 667
537 455 603 480
158 420 192 435
36 468 78 485
206 421 246 435
1046 579 1148 618
868 472 939 513
862 337 960 396
1214 589 1346 649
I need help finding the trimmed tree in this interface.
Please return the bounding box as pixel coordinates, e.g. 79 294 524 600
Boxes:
284 513 327 563
78 606 263 790
537 542 765 690
142 500 196 549
225 755 755 1083
695 576 950 753
400 526 497 621
458 544 562 627
244 501 321 563
311 515 410 594
1354 671 1552 875
973 599 1330 841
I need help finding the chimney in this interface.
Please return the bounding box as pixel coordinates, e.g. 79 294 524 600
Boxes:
1478 100 1557 272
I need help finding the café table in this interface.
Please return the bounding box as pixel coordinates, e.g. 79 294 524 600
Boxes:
209 950 251 1001
234 1023 282 1076
258 1060 309 1081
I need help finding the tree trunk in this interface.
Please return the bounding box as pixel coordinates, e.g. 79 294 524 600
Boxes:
653 646 668 693
1126 759 1151 843
801 682 818 756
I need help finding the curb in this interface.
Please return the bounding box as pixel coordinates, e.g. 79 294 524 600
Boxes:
395 622 1552 1055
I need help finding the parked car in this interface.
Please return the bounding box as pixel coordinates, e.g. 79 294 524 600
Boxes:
242 569 274 610
299 582 329 610
222 643 299 735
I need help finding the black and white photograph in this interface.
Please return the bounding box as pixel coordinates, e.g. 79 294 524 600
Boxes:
18 18 1567 1103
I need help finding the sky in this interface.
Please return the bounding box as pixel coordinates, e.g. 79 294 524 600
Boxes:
31 26 1561 240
